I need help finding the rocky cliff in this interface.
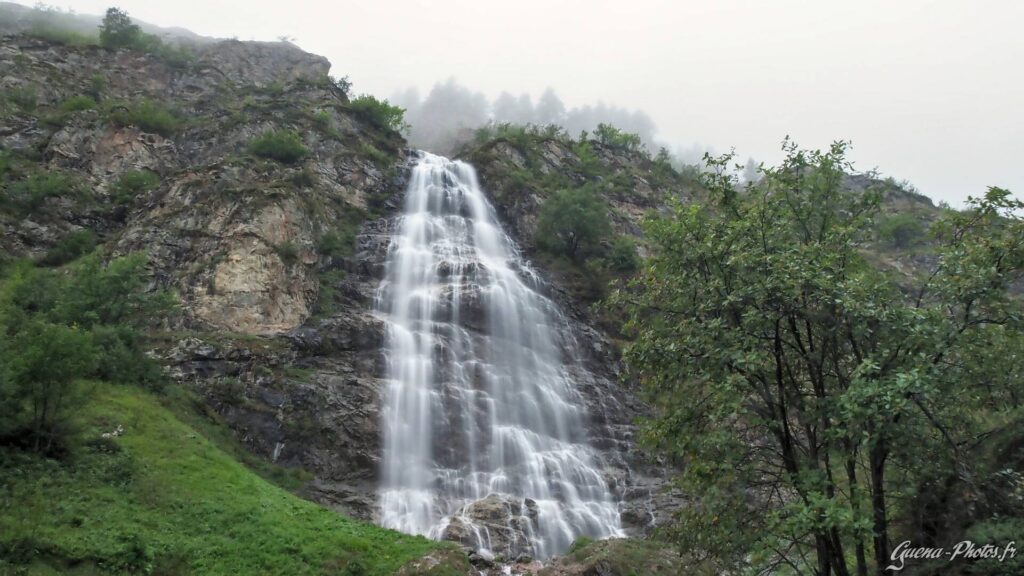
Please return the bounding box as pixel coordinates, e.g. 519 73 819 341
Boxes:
0 33 682 547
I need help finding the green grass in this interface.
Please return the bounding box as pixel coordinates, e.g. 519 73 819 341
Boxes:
0 384 449 575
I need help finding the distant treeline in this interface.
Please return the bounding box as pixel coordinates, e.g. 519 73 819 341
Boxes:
391 79 663 156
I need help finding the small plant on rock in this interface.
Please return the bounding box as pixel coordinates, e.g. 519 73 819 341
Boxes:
249 130 308 164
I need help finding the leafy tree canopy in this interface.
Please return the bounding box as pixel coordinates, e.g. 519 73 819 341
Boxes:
534 185 612 260
614 139 1024 575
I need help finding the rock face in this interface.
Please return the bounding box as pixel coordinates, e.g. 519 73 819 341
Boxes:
1 33 684 538
462 138 691 247
195 39 331 88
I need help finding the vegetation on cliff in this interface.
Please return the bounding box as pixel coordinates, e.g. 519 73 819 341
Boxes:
460 123 697 323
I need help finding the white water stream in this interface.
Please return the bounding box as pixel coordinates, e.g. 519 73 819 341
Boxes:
377 153 621 559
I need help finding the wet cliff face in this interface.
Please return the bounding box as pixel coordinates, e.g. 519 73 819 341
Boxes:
1 35 683 535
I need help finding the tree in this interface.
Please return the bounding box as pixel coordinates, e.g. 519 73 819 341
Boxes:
0 252 177 450
743 156 762 184
534 186 612 260
3 321 98 452
615 140 1024 575
98 7 142 49
535 88 566 126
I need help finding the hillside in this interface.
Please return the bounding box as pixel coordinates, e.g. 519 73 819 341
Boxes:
0 384 466 575
0 19 684 576
4 7 1011 576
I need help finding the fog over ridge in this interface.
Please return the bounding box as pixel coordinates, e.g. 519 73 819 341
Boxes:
14 0 1024 207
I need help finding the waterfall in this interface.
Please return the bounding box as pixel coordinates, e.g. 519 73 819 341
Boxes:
376 152 622 559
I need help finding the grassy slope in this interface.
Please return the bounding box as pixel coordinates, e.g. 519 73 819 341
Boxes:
0 384 451 575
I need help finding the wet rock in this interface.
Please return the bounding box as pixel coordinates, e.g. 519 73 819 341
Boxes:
442 494 539 559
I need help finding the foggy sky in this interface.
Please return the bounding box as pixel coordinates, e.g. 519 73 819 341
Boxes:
30 0 1024 206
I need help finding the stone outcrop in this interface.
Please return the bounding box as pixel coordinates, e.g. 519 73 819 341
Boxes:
195 39 330 88
442 494 540 560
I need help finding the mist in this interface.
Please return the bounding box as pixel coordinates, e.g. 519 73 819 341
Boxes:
13 0 1024 206
389 79 663 157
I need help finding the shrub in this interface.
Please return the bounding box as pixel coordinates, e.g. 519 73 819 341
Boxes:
359 143 393 167
272 241 300 265
110 170 159 204
607 235 640 273
249 130 308 164
6 86 37 112
2 172 79 214
146 40 195 69
313 110 331 130
568 537 595 555
348 95 406 132
55 252 177 330
107 100 180 136
594 123 643 152
88 74 106 100
60 95 97 112
108 99 181 137
27 24 98 46
0 150 11 180
40 230 97 266
535 185 612 260
878 212 927 248
319 209 367 258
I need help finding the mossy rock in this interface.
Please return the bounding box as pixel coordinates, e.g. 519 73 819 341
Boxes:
539 538 713 576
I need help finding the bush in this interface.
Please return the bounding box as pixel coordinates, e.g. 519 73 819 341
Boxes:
6 86 37 112
607 235 640 273
0 150 12 180
359 143 393 167
535 185 612 260
88 74 106 101
319 209 368 258
2 172 79 214
108 99 182 137
272 241 300 265
249 130 308 164
878 213 927 248
110 170 159 204
39 230 97 266
348 95 406 132
27 24 98 46
594 123 643 152
60 95 97 112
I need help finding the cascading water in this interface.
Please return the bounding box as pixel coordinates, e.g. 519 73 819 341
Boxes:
376 152 622 559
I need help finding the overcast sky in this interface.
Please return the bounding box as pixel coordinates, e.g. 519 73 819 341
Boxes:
33 0 1024 206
